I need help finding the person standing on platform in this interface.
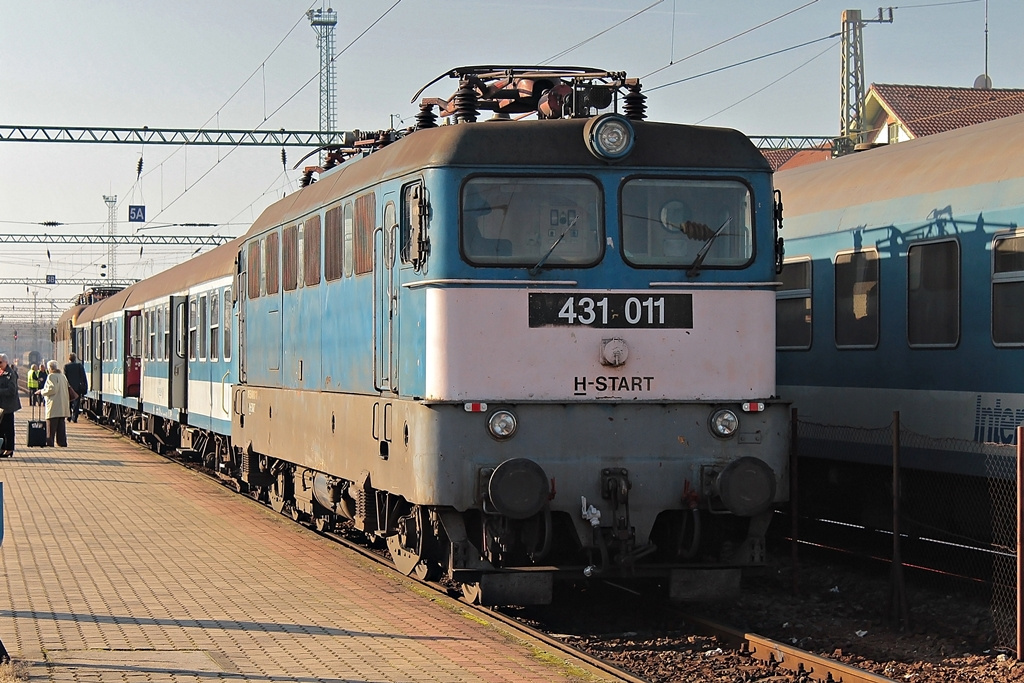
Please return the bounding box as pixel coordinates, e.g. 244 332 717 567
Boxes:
63 353 88 423
0 353 22 456
27 363 40 406
36 363 48 406
37 360 70 448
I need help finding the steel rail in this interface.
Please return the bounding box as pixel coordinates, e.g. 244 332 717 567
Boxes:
683 613 898 683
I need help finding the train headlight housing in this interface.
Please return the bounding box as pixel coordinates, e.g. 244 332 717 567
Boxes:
488 410 518 440
584 113 635 161
709 409 739 438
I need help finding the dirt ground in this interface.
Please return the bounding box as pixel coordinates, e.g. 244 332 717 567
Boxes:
697 551 1022 682
555 549 1022 682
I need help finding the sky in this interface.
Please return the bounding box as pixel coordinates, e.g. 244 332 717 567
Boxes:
0 0 1017 344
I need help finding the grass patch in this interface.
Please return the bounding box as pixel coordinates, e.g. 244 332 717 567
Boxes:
0 659 29 683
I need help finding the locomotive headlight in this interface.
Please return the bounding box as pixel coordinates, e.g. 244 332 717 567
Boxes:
584 113 635 161
488 410 518 439
709 409 739 438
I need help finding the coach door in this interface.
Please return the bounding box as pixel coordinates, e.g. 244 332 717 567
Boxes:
90 321 102 396
124 311 142 398
169 296 188 411
374 197 399 393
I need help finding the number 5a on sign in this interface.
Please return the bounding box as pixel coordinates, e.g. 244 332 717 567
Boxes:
128 205 146 222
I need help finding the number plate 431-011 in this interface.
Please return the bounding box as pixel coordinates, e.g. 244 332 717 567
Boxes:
528 293 693 329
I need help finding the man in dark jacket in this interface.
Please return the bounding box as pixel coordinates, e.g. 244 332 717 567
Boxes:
64 353 89 423
0 353 22 456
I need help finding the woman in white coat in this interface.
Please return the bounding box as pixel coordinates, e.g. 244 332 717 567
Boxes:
38 360 70 447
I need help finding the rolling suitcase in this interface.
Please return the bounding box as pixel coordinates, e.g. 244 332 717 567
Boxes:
27 404 47 447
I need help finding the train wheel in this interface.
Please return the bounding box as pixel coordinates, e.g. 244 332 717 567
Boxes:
387 505 433 576
412 560 442 582
460 582 482 605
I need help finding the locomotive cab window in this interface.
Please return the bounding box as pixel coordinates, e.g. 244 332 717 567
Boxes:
621 178 752 268
835 249 879 349
776 258 812 350
992 232 1024 345
461 177 602 267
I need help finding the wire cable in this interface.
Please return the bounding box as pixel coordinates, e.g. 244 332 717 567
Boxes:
694 39 839 124
642 0 820 80
541 0 665 64
646 32 840 93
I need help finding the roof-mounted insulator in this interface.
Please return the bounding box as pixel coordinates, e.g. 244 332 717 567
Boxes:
623 81 647 121
415 102 438 130
453 77 479 123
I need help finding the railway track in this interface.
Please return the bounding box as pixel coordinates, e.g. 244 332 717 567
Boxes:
102 420 901 683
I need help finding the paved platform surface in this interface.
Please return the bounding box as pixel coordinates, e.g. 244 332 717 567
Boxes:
0 415 617 682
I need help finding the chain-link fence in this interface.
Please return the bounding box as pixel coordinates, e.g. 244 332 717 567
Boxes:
796 417 1018 650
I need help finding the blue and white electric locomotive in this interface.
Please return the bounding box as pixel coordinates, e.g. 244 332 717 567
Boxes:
232 67 790 604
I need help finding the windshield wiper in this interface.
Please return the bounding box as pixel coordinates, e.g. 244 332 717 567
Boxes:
686 216 732 278
529 213 579 275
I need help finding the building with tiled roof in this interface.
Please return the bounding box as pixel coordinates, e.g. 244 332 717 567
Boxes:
863 83 1024 144
761 147 832 172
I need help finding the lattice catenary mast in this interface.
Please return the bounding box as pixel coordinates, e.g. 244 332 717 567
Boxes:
308 7 338 163
840 8 893 145
103 194 117 280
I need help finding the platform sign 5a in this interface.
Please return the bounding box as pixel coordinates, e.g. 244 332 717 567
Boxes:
128 205 146 222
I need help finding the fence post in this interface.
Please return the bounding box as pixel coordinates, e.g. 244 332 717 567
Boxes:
1017 425 1023 661
790 407 799 596
889 411 909 630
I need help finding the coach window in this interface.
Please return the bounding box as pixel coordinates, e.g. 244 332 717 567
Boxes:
282 225 298 291
94 325 101 362
776 258 812 349
462 177 602 267
199 297 209 361
210 292 220 362
305 214 321 286
621 178 751 268
223 288 232 361
175 301 186 360
325 206 343 281
907 239 959 347
992 233 1024 345
160 305 168 361
343 202 354 277
834 249 879 348
130 315 143 358
247 241 261 299
188 297 198 362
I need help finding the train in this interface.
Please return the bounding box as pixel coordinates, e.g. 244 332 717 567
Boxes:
774 111 1024 537
57 66 791 605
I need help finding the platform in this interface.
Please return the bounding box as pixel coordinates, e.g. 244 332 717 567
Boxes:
0 417 619 682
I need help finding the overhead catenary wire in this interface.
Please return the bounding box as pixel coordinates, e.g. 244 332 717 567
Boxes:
642 0 821 81
128 0 406 237
541 0 665 64
646 32 841 93
695 39 839 124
